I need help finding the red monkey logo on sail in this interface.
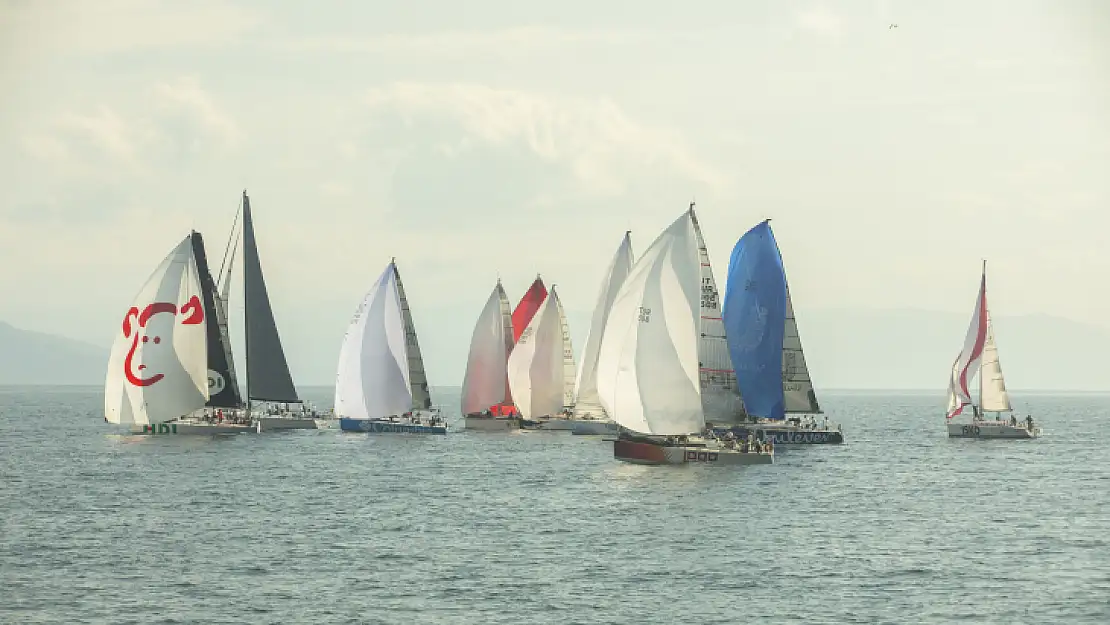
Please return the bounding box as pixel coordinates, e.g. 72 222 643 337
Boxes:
122 296 203 386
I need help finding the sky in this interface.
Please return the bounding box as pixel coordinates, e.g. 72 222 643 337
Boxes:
1 0 1108 387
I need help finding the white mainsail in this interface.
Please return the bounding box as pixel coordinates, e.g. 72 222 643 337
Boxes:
596 212 703 436
573 232 634 419
689 206 746 424
507 291 565 419
782 285 821 414
552 288 576 410
395 263 432 411
104 236 209 425
334 262 413 419
461 281 514 415
979 319 1012 413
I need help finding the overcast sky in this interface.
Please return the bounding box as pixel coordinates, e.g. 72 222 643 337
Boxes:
1 0 1107 386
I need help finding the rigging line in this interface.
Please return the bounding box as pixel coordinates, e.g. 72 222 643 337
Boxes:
216 195 244 289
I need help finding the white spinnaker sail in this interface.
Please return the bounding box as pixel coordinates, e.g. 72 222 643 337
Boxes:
979 321 1012 412
552 288 576 409
334 262 412 419
573 232 634 418
104 236 209 425
946 264 989 419
461 281 514 415
596 212 703 436
507 292 565 419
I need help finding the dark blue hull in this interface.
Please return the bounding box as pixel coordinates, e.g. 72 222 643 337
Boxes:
714 426 844 445
339 418 447 435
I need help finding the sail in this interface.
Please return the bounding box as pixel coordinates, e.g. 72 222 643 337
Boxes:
213 225 243 405
394 263 432 411
689 206 746 424
552 288 576 409
721 220 788 420
241 191 299 403
334 262 412 419
979 320 1012 412
497 283 515 408
946 263 989 419
104 235 209 425
190 232 242 408
461 281 515 415
512 277 547 343
596 212 703 436
506 292 565 419
573 232 634 419
782 285 821 414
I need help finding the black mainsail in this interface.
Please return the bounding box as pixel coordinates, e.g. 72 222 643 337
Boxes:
190 231 243 408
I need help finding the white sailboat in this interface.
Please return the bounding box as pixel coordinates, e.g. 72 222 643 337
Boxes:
335 260 445 434
568 232 635 435
597 211 773 465
507 289 566 425
106 235 259 435
462 280 520 430
946 261 1040 439
526 286 580 431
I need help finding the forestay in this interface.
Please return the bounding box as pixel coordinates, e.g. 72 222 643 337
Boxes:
104 236 209 425
596 212 703 436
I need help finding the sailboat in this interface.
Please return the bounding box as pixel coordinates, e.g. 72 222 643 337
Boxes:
223 191 318 431
569 231 634 436
506 288 566 426
462 280 520 430
107 234 259 435
946 262 1040 439
721 220 843 444
335 260 445 434
598 211 773 465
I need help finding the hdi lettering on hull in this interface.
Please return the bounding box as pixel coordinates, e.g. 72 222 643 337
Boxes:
140 424 179 434
685 451 720 463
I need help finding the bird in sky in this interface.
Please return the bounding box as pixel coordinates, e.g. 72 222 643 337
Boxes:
889 23 898 29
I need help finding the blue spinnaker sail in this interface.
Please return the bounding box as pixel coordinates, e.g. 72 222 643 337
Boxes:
722 220 787 420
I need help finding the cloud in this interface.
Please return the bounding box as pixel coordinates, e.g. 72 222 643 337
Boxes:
20 77 240 174
361 82 726 199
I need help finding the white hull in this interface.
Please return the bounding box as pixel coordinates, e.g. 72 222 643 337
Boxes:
947 421 1041 439
569 420 619 435
130 421 260 435
464 415 521 431
257 416 319 431
535 417 575 431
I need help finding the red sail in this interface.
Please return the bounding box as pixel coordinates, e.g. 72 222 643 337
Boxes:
511 277 548 343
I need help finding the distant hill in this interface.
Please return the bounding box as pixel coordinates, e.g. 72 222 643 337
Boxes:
801 309 1110 391
0 321 106 385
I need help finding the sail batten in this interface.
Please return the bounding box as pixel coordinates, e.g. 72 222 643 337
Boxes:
689 207 746 424
596 212 703 436
573 232 634 419
394 264 432 411
241 191 299 403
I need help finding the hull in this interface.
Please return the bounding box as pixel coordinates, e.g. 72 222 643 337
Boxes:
715 424 844 445
464 415 521 431
339 418 447 435
613 439 773 466
947 421 1040 439
130 421 260 435
535 417 576 431
257 416 319 431
570 420 619 436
